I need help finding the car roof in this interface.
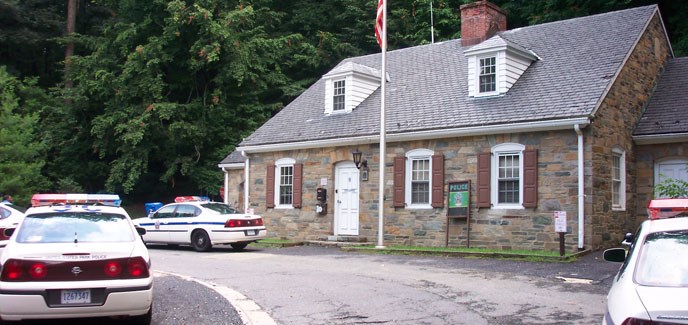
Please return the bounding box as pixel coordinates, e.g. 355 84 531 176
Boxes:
641 216 688 234
25 205 129 216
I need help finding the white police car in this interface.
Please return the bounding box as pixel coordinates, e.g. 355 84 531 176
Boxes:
0 194 153 324
603 198 688 325
134 196 267 252
0 203 25 247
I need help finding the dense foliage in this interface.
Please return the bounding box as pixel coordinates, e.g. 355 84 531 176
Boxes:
1 0 687 205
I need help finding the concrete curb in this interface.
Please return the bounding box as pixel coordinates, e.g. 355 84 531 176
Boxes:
154 270 277 325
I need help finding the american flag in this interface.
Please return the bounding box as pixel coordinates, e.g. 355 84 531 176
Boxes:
375 0 384 48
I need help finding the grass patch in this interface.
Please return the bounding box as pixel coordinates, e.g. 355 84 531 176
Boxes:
385 245 564 256
345 245 577 262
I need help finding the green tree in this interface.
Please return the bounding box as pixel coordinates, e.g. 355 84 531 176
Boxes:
0 66 51 205
63 0 318 199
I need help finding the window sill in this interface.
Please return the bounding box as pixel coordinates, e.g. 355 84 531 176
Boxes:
491 204 524 210
406 204 433 210
274 205 294 210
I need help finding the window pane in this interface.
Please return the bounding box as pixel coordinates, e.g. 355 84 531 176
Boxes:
498 153 520 204
479 57 496 93
412 182 429 204
612 154 621 206
279 166 293 205
333 80 345 111
411 158 430 204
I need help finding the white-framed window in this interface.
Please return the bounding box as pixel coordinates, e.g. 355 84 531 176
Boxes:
275 158 295 209
333 79 346 111
654 158 688 198
612 148 626 210
491 143 524 209
405 149 433 209
479 56 496 93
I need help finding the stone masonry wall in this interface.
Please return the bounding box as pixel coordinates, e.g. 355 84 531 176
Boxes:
247 129 584 253
588 13 671 249
635 143 688 225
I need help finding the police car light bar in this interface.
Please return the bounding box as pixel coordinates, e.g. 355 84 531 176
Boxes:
31 194 122 207
648 198 688 219
174 196 210 203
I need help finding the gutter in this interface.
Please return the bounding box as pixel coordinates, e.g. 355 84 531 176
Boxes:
574 124 585 249
241 151 250 213
237 117 591 153
633 133 688 145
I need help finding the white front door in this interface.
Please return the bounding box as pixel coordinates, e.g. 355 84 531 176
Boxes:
335 162 360 236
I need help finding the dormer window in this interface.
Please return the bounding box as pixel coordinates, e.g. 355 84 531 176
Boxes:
464 35 538 98
322 62 381 115
479 57 496 93
333 80 346 111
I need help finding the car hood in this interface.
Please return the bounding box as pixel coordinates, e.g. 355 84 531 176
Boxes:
637 286 688 323
2 242 138 262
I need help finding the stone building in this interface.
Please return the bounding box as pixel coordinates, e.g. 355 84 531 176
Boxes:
219 1 687 252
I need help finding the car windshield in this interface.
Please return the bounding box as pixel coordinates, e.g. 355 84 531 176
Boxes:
200 203 238 215
635 230 688 287
16 212 135 243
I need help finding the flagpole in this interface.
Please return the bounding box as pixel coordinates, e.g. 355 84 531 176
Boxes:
377 0 387 249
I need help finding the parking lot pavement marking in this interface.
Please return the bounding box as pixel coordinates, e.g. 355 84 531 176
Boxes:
154 270 277 325
555 276 594 284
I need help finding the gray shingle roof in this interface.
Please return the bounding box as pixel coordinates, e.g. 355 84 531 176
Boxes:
239 5 658 148
634 57 688 136
219 150 246 166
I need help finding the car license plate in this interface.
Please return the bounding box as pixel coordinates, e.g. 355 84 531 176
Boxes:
245 230 257 236
61 289 91 304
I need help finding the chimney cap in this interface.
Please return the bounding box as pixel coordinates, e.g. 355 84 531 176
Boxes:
460 0 506 15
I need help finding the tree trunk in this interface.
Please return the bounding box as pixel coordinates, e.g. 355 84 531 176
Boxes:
64 0 77 92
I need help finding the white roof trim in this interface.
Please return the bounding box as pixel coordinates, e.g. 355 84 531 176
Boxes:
217 163 244 169
633 133 688 145
237 118 590 153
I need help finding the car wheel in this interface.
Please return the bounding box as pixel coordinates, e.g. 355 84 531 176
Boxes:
231 243 248 251
130 305 152 325
191 230 212 252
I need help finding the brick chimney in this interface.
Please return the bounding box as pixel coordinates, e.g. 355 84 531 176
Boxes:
460 1 507 47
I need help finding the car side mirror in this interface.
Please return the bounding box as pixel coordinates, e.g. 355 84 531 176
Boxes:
3 228 14 238
603 248 627 263
135 227 146 236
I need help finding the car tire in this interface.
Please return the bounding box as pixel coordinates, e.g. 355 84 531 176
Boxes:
191 230 212 252
231 243 248 251
131 305 152 325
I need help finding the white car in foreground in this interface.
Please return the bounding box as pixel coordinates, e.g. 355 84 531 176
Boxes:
0 203 25 247
0 194 152 324
603 198 688 325
134 196 266 252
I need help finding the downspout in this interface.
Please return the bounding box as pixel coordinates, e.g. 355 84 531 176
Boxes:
223 167 230 205
241 151 250 214
574 124 585 249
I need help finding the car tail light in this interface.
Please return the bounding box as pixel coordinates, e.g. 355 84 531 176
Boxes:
28 262 48 279
225 218 264 228
1 257 149 282
127 257 147 277
2 260 23 280
621 318 679 325
103 261 122 277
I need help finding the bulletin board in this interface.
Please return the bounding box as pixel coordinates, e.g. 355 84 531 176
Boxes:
446 181 470 247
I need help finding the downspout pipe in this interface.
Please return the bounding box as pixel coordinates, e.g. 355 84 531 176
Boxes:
574 124 585 249
241 151 250 214
222 167 230 205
